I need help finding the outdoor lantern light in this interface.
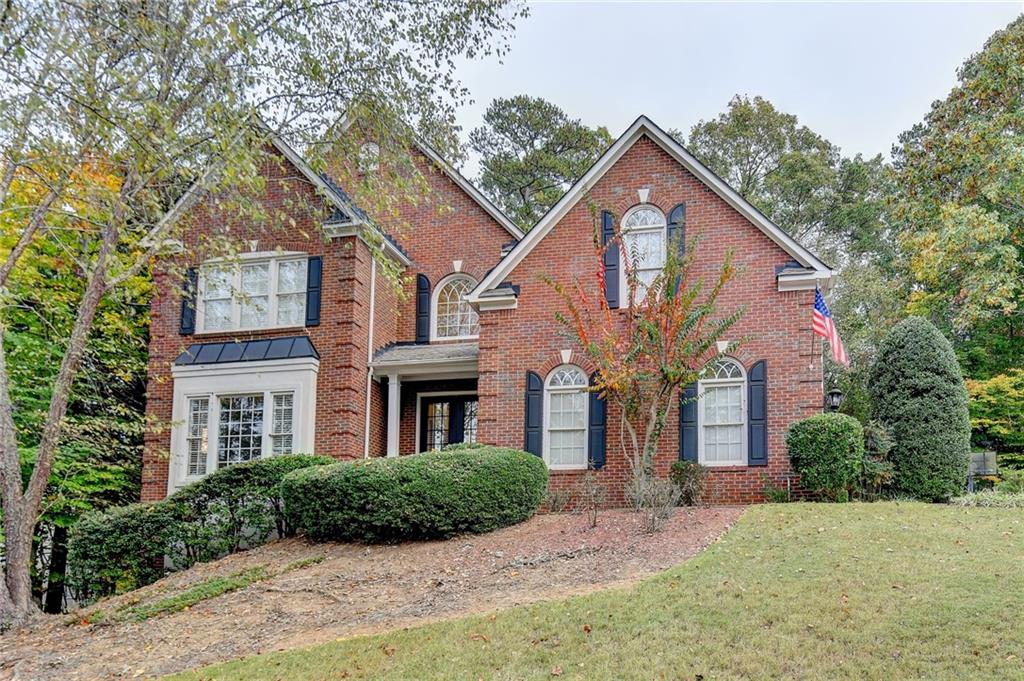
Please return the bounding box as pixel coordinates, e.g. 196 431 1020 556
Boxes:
825 388 844 412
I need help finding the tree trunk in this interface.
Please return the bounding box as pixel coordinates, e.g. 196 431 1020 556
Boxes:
1 506 39 627
43 525 68 614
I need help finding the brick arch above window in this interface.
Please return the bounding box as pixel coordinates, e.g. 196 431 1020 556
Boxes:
538 350 597 377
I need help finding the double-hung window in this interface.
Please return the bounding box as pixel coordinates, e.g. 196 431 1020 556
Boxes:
543 365 589 469
620 205 667 299
199 254 307 332
432 274 479 340
698 357 747 466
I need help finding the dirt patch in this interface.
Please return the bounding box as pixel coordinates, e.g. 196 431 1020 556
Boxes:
0 506 742 680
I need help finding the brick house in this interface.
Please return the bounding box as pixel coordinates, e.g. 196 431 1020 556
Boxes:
141 115 833 505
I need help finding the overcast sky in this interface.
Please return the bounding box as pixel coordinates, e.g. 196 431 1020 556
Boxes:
454 1 1022 174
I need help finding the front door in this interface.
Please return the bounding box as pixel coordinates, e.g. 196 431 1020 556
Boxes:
420 395 478 452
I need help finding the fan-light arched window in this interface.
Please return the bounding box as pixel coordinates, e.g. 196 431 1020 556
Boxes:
698 357 746 466
621 205 667 298
432 274 479 340
543 365 589 469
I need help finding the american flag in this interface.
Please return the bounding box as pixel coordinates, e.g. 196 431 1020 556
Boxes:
813 288 849 366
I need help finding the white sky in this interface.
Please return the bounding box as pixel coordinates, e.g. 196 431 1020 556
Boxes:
453 1 1023 175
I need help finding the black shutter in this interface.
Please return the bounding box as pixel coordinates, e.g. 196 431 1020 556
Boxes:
667 203 686 294
679 382 698 462
588 373 606 470
305 256 322 327
415 274 430 344
601 210 620 309
179 267 198 335
524 370 543 457
748 360 768 466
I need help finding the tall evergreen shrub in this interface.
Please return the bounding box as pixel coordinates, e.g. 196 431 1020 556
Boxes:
869 317 970 500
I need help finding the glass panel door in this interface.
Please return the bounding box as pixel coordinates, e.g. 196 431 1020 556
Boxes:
420 396 478 452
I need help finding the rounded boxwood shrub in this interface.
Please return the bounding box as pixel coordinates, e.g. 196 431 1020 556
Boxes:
167 453 334 565
869 317 971 500
786 413 864 501
282 446 548 542
67 454 333 600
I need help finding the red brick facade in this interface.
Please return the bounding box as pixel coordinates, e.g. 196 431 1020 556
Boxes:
476 136 823 504
142 124 824 506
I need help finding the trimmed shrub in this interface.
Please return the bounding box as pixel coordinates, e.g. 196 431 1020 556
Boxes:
786 413 864 501
282 447 548 542
669 460 709 506
167 454 334 566
869 317 971 500
67 502 180 601
67 454 333 600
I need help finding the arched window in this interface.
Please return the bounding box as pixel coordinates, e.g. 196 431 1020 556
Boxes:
543 365 589 469
621 204 667 298
432 274 479 340
698 357 746 466
358 142 379 173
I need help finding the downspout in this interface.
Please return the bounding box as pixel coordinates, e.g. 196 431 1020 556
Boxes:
362 257 377 458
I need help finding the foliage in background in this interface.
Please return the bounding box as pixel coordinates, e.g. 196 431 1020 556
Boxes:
281 445 548 543
950 490 1024 508
892 16 1024 363
869 317 971 500
470 95 612 229
684 95 902 414
786 413 865 502
66 455 332 603
669 461 709 507
966 370 1024 456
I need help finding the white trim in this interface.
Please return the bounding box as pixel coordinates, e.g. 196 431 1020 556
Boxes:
777 269 832 292
363 257 377 459
430 273 480 341
542 365 589 471
386 372 401 457
468 115 833 303
168 358 319 491
414 390 478 453
697 357 747 468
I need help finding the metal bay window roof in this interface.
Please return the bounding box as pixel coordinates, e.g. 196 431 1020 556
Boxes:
174 336 319 366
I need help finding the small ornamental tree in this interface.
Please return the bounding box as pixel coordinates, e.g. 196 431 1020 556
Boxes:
548 204 743 506
869 317 971 500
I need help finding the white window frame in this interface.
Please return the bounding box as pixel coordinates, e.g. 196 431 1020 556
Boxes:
169 357 319 490
619 204 667 304
542 364 589 471
195 251 308 334
697 357 747 467
430 273 480 341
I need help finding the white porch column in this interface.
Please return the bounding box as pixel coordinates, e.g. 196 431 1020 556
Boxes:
386 372 401 457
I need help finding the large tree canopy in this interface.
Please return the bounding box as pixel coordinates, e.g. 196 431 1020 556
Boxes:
470 95 612 229
893 16 1024 355
0 0 525 625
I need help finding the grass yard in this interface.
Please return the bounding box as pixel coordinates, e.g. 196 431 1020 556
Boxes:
173 502 1024 680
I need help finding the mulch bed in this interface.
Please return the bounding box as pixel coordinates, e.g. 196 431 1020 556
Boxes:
0 506 742 680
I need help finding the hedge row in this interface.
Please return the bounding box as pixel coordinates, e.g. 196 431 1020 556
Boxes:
67 454 333 601
281 444 548 543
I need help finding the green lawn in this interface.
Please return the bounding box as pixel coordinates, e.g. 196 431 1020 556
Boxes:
173 503 1024 680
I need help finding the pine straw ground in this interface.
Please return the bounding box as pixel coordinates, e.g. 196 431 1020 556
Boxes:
0 507 740 680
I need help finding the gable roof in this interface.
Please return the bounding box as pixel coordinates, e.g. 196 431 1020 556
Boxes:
333 113 524 241
467 115 833 303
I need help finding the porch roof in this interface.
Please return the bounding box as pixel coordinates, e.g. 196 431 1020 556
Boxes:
371 342 478 377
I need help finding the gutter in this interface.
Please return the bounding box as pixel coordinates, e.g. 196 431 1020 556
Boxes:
362 257 377 458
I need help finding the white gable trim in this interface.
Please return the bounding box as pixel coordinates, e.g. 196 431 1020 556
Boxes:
467 115 833 303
